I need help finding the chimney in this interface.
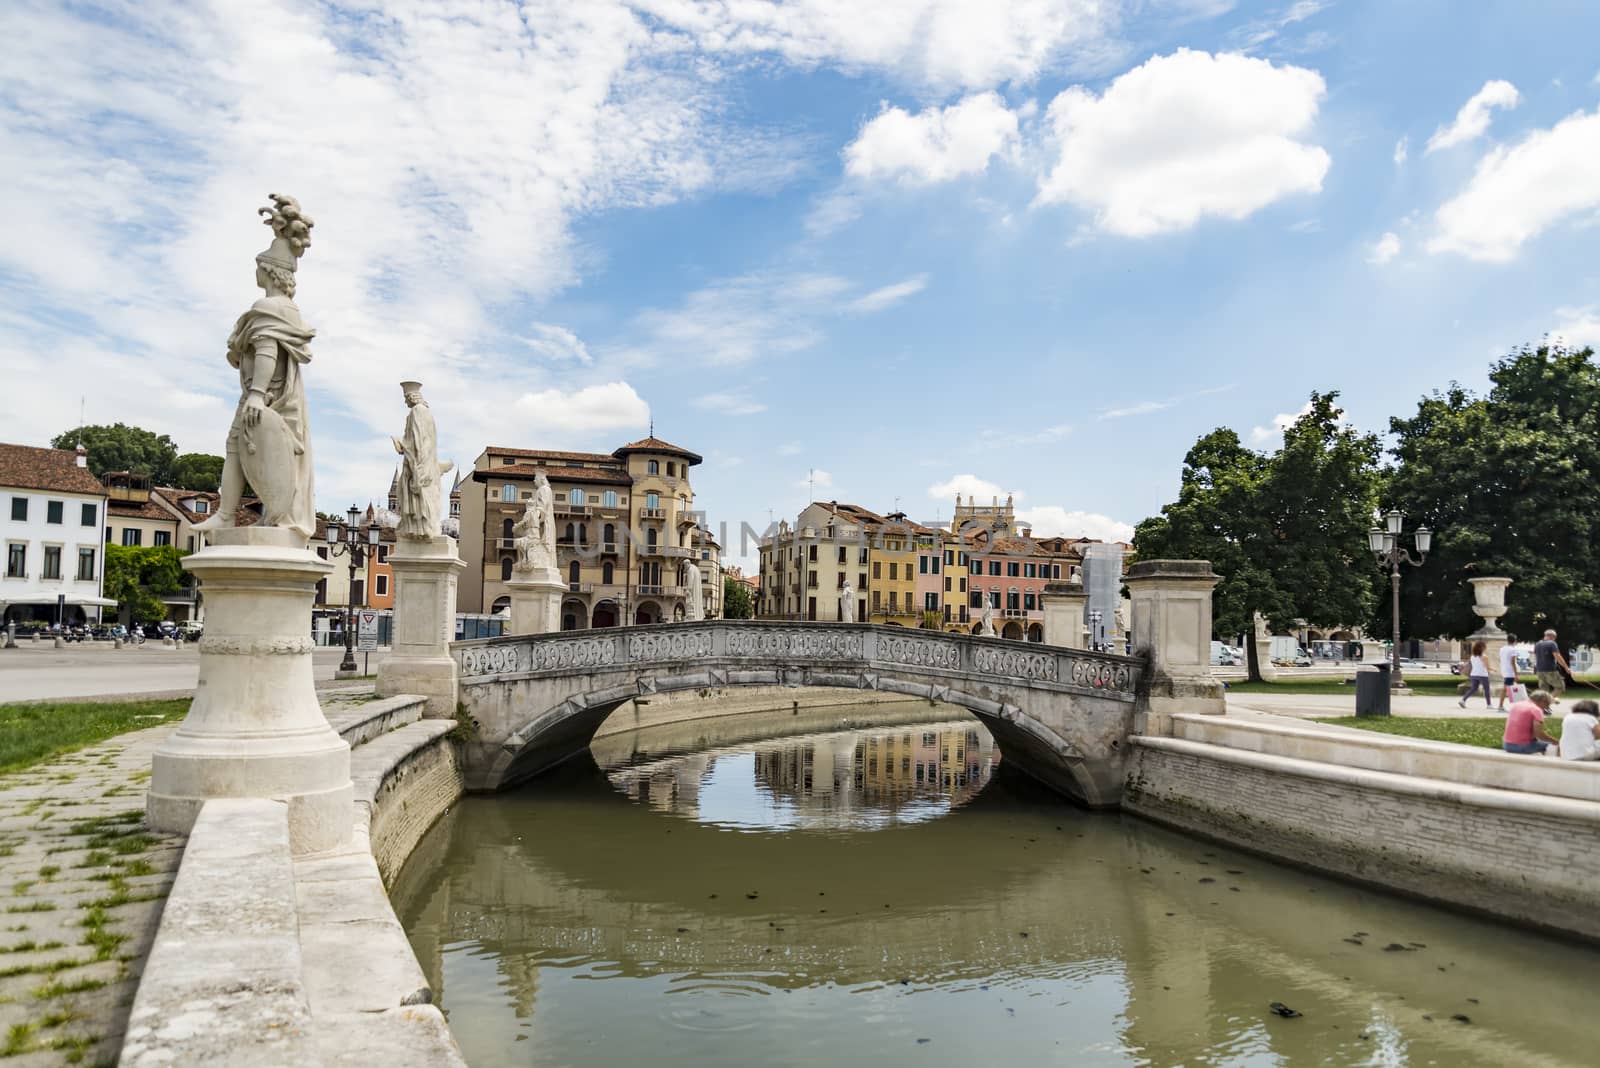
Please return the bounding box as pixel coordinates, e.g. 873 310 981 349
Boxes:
74 444 87 468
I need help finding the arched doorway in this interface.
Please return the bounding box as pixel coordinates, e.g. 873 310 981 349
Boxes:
592 600 618 629
1002 621 1024 640
491 595 511 615
635 600 661 625
1027 623 1044 643
561 599 587 631
971 623 985 635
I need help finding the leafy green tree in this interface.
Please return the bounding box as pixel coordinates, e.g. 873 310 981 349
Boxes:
103 545 191 624
51 423 178 483
169 452 226 492
1388 342 1600 643
1135 392 1381 679
722 576 754 619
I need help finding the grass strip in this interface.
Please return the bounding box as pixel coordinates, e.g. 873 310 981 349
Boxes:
0 700 190 776
1321 715 1565 750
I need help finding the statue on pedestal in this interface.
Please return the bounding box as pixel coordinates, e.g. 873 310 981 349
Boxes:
685 561 704 621
195 194 317 540
840 580 856 623
978 601 996 636
512 472 557 575
392 381 453 540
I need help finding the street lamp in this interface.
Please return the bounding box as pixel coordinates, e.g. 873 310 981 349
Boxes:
1088 609 1104 652
325 504 381 676
1368 508 1431 690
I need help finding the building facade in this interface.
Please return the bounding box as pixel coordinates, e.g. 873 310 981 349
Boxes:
0 443 112 624
458 436 715 628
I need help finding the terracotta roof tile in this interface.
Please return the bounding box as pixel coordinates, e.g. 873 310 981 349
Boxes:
612 436 703 464
472 464 632 486
107 497 178 522
485 446 618 465
0 443 106 497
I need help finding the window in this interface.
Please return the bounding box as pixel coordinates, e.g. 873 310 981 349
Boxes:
501 484 516 503
501 557 513 581
932 556 940 574
374 575 388 597
872 561 881 579
944 549 954 566
669 462 679 477
919 556 928 574
1053 564 1062 579
944 577 951 592
450 499 460 516
858 572 867 590
377 545 388 563
990 591 1002 608
959 552 968 567
1007 590 1020 610
808 544 818 563
969 590 982 609
989 561 1001 576
602 562 614 584
577 523 588 545
77 547 95 581
503 457 515 465
837 546 847 563
646 492 660 509
808 570 818 588
889 562 898 580
122 528 142 547
80 503 95 526
42 546 61 580
959 577 966 592
104 527 112 543
646 528 658 550
1024 563 1036 578
6 544 24 578
572 488 586 505
192 498 209 514
351 579 364 605
1024 592 1036 611
603 490 618 507
187 536 195 551
858 548 868 564
925 592 938 611
569 561 580 585
888 593 898 612
872 590 882 609
46 501 63 524
502 517 514 540
9 498 25 522
1007 561 1019 577
647 460 659 475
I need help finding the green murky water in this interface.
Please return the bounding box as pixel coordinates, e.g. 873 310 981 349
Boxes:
392 703 1597 1067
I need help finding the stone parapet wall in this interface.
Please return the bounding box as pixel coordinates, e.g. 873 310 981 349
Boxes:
1126 737 1600 942
359 722 464 886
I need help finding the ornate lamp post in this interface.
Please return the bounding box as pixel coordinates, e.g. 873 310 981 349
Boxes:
325 504 381 676
1088 609 1104 652
1368 509 1432 690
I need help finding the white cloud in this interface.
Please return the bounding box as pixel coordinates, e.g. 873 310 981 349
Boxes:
1426 79 1520 153
1101 400 1171 419
519 323 592 363
844 93 1019 184
620 272 850 366
1034 49 1330 236
636 0 1116 91
1393 136 1408 166
1428 106 1600 262
973 423 1074 450
927 474 1020 502
1014 506 1135 543
798 469 834 491
1249 400 1314 445
1367 231 1402 265
1553 305 1600 351
846 275 930 313
694 391 767 416
512 382 649 434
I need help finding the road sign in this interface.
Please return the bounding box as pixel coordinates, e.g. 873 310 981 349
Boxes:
358 611 379 651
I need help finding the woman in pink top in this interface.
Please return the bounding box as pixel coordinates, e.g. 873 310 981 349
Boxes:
1503 690 1558 755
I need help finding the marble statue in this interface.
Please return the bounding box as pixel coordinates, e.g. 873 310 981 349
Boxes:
840 580 855 623
978 601 996 637
684 561 704 621
512 472 556 574
391 381 453 539
195 194 318 539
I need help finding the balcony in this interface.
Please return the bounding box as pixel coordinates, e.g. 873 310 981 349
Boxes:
661 546 693 559
568 582 594 594
639 507 665 520
555 502 590 517
637 584 664 596
1003 608 1027 618
497 537 517 550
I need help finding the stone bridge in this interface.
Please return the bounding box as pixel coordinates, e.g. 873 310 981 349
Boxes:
451 620 1145 808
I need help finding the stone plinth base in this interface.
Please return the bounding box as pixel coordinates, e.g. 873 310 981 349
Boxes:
1127 560 1227 721
377 534 466 717
507 568 563 636
147 527 353 855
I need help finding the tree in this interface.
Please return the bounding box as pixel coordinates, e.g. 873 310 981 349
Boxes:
103 545 190 624
169 452 226 492
51 423 179 483
1388 343 1600 643
1135 392 1381 680
722 576 754 619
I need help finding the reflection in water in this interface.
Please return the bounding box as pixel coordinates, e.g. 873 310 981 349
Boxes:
603 719 996 831
394 703 1598 1068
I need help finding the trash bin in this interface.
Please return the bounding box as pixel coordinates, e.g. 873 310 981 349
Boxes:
1356 663 1391 717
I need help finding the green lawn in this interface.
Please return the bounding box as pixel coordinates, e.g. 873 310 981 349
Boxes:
1224 675 1475 696
1322 715 1564 750
0 700 191 775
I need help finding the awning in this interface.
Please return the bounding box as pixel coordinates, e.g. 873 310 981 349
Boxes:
0 594 119 608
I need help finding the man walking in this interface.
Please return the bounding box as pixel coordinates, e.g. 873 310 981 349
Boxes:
1534 629 1574 702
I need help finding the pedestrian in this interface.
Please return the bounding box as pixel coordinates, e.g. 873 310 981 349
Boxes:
1459 640 1492 708
1558 699 1600 761
1497 640 1521 711
1503 690 1559 755
1533 629 1573 703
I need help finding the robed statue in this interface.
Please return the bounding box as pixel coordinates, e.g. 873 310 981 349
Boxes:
392 381 452 539
512 472 556 574
978 601 996 637
840 580 856 623
684 561 704 621
196 194 318 539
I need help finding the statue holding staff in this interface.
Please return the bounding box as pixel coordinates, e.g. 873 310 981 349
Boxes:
392 381 452 539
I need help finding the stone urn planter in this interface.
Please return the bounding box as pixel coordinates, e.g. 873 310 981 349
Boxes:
1468 577 1512 636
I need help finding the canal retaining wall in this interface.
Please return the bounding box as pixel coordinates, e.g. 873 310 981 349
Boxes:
592 684 928 741
1125 732 1600 942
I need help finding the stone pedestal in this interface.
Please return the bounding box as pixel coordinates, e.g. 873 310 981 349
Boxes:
1042 579 1088 649
1467 577 1513 699
376 534 466 717
1251 611 1278 682
507 567 564 635
147 527 353 855
1127 560 1227 728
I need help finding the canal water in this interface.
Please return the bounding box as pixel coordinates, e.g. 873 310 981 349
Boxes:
392 703 1598 1067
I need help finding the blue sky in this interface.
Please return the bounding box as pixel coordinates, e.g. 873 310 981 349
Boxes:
3 1 1599 570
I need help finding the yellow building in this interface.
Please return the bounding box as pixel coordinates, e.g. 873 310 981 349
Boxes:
867 511 924 628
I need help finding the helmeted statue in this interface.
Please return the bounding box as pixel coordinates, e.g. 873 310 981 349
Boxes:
512 472 556 574
195 194 317 539
391 381 452 539
684 561 704 621
840 580 856 623
978 601 996 637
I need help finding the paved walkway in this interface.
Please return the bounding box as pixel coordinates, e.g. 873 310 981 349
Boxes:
0 643 375 703
0 724 181 1066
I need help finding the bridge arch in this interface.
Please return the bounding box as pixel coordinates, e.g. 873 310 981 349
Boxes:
453 621 1143 809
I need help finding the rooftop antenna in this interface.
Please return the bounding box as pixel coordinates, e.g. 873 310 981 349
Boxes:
649 416 654 438
78 395 85 442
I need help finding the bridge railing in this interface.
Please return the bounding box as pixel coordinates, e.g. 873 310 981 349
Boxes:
451 619 1141 698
